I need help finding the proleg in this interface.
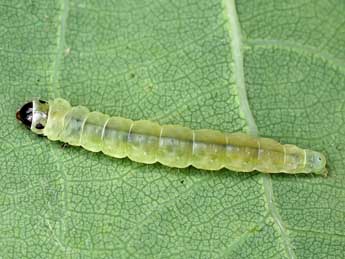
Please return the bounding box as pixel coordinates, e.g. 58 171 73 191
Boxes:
16 98 327 176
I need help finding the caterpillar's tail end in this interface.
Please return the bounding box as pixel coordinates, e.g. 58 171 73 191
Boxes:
305 150 327 177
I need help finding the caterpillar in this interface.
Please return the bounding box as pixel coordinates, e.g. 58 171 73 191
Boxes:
16 98 327 175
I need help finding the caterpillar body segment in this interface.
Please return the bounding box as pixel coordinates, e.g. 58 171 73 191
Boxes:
16 98 327 175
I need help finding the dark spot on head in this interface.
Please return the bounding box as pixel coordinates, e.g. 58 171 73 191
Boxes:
16 102 33 128
39 99 47 104
36 123 44 130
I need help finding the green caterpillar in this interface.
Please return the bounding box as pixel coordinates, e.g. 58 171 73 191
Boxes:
16 98 327 175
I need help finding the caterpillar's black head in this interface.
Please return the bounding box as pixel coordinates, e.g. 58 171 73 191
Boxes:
16 99 49 134
16 101 34 128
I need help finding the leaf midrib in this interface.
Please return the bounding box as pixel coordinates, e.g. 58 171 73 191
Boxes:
224 0 296 258
50 0 69 98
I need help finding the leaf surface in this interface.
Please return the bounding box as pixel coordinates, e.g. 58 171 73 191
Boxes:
1 0 344 258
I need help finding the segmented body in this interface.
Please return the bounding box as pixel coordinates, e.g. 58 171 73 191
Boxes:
40 98 326 174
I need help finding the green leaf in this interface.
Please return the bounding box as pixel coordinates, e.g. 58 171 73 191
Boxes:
1 0 344 258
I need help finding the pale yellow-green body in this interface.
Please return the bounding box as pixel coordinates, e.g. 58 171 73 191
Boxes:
30 98 327 175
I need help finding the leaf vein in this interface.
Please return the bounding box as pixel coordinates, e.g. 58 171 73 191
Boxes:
224 0 257 135
246 39 345 70
50 0 69 98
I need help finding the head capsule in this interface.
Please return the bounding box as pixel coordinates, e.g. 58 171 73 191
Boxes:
16 99 49 135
